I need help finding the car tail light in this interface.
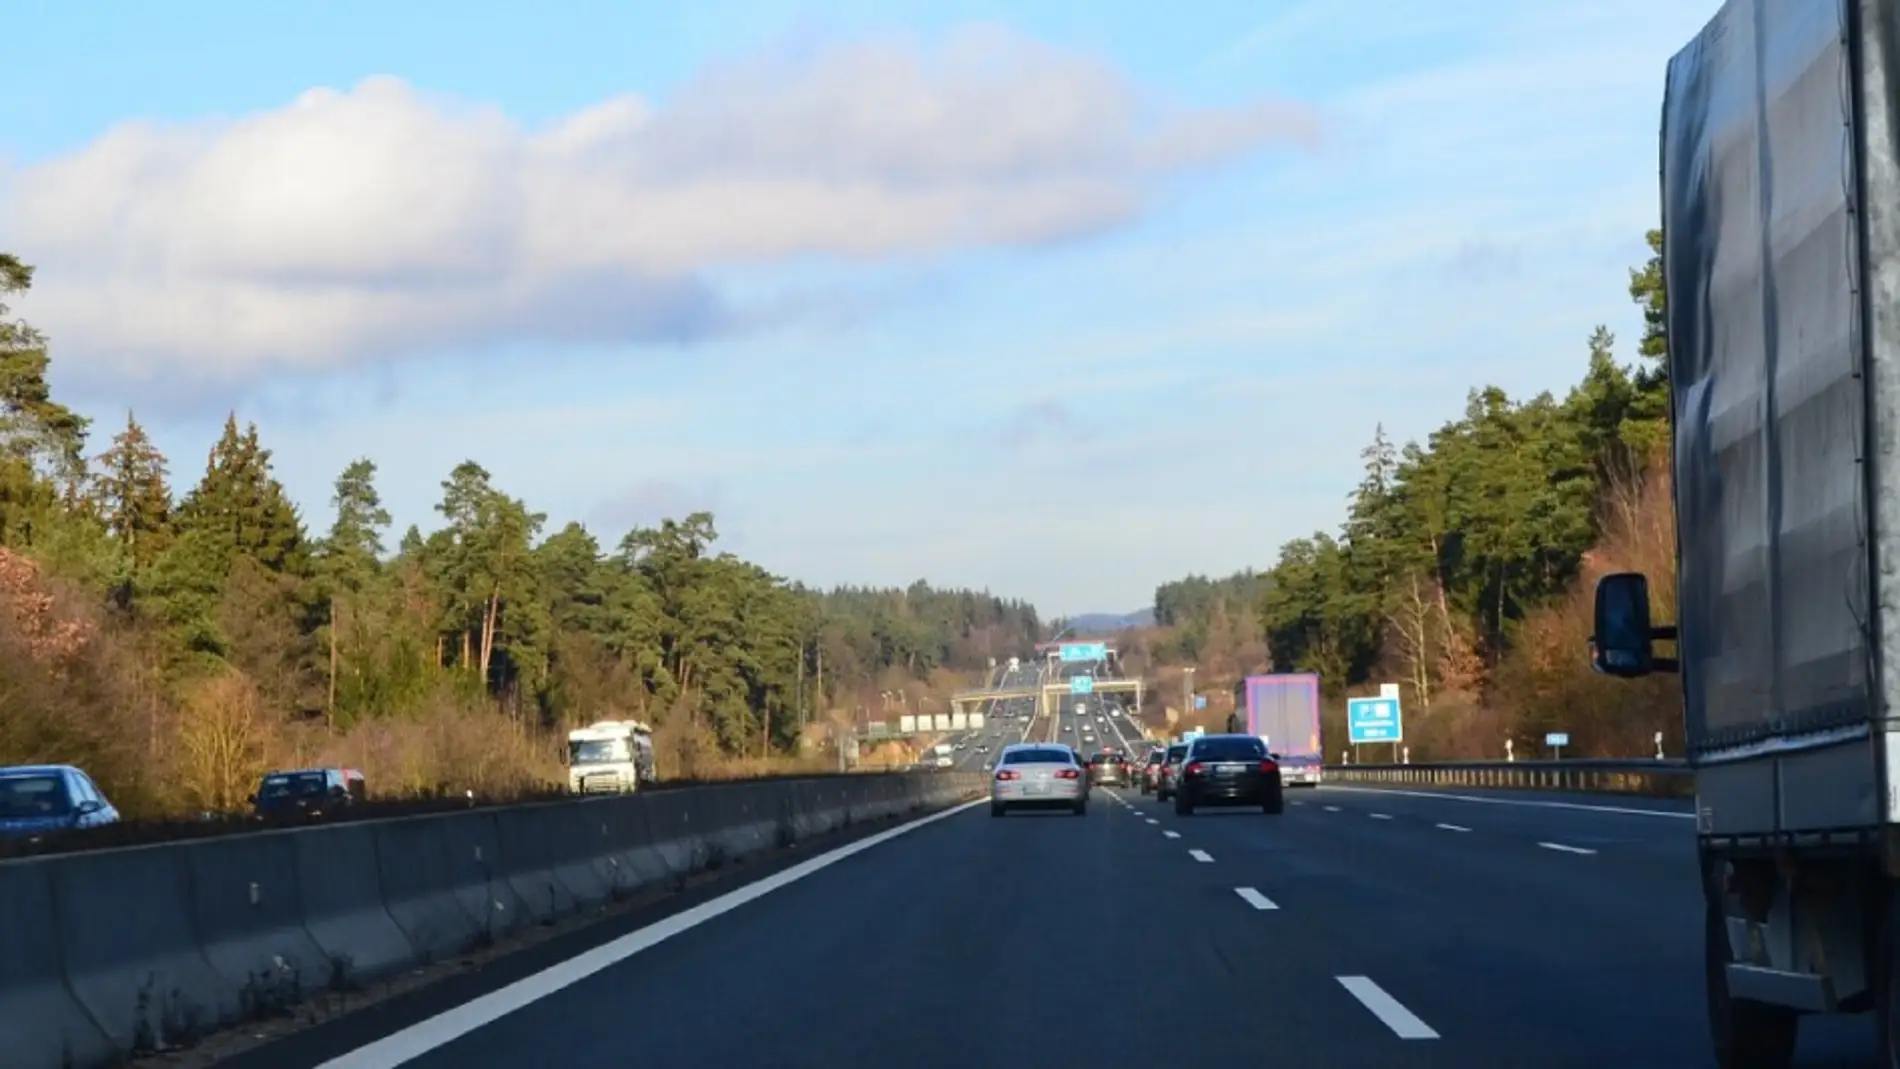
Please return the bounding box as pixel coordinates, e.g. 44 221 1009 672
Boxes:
1185 761 1204 777
1056 768 1080 780
1260 760 1279 774
995 769 1019 781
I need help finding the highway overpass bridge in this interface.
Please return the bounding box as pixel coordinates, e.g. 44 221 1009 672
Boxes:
949 677 1144 720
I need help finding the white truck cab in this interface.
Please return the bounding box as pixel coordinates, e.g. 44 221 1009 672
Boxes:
567 720 656 794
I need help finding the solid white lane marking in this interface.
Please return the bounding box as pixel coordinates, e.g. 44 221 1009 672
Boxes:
1322 785 1692 820
1235 887 1278 910
315 797 988 1069
1338 976 1439 1039
1145 818 1159 825
1323 805 1341 812
1162 830 1181 839
1538 841 1597 855
1369 813 1393 820
1188 849 1214 863
1435 823 1471 833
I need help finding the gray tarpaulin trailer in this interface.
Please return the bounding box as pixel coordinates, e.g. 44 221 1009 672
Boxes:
1593 1 1900 1064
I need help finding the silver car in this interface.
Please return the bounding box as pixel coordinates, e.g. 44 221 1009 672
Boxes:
990 743 1089 817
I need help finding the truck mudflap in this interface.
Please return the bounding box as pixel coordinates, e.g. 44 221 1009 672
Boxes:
1707 852 1874 1015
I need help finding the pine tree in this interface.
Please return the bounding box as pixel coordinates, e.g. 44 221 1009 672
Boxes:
175 414 308 574
92 411 174 569
0 254 90 494
322 458 389 593
317 458 391 724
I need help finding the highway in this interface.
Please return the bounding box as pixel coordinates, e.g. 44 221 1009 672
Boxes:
223 779 1891 1069
931 659 1150 768
939 662 1044 771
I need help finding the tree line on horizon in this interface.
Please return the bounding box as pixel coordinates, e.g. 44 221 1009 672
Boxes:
0 251 1042 814
1144 231 1682 758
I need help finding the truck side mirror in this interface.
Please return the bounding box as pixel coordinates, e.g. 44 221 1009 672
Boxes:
1591 571 1677 676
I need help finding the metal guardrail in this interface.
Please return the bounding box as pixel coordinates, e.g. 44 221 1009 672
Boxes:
1321 759 1693 799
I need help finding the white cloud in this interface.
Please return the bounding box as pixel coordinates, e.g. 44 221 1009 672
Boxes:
2 25 1312 386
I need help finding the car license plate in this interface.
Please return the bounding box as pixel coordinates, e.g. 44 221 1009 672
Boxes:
1026 783 1049 795
1216 764 1241 777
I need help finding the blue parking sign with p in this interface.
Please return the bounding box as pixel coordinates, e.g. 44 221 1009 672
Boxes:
1347 697 1402 744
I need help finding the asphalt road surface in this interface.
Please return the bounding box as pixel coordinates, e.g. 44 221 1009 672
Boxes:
236 780 1891 1069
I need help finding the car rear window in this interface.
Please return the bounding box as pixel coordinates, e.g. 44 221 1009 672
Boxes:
1004 748 1074 765
1166 745 1188 761
1191 737 1267 761
259 772 329 800
1145 751 1165 764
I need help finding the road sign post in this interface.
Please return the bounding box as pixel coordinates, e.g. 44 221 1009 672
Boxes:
1545 731 1569 759
1346 697 1403 746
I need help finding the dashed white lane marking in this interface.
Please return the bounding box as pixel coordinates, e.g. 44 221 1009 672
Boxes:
1291 800 1305 806
1162 830 1181 839
314 797 988 1068
1338 976 1439 1039
1235 887 1278 910
1323 805 1341 812
1435 823 1471 832
1369 813 1393 820
1538 841 1597 855
1322 785 1693 820
1188 849 1214 863
1145 818 1159 825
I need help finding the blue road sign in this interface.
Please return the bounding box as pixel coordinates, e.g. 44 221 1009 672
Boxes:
1070 675 1094 695
1059 642 1107 663
1193 694 1207 710
1545 732 1570 747
1347 697 1402 744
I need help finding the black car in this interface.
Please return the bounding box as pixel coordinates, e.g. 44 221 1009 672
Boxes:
1173 734 1283 815
1086 753 1124 786
251 767 367 820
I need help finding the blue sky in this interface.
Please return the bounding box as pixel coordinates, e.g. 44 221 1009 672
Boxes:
1 0 1718 616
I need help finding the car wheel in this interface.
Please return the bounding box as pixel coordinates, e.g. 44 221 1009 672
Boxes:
1073 799 1088 816
990 803 1006 818
1174 794 1193 816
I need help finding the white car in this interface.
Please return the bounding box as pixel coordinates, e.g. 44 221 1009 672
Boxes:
990 743 1088 817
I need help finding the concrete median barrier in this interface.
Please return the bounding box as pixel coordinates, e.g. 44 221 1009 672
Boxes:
2 772 969 1068
293 822 413 988
491 803 575 925
0 859 114 1069
603 794 671 891
641 787 714 877
371 814 482 964
52 842 238 1054
542 801 615 908
434 810 525 944
787 779 840 839
182 833 328 1017
703 780 786 864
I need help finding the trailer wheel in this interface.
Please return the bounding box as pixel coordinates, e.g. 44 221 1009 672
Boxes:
1706 894 1796 1069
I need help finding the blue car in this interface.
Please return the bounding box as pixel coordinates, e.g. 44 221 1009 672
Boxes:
0 764 120 841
